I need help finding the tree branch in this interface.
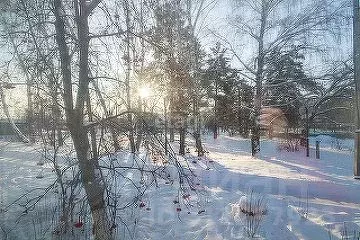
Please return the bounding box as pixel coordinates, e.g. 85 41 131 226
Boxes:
87 0 102 15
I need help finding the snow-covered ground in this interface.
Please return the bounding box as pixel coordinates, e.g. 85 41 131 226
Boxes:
0 133 359 239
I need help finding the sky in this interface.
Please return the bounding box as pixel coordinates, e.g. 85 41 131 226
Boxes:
0 0 355 119
200 0 353 76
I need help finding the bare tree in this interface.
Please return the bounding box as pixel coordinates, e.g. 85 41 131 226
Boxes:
0 1 206 238
222 0 347 156
52 0 112 238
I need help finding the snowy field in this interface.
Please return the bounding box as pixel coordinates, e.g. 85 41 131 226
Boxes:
0 134 359 240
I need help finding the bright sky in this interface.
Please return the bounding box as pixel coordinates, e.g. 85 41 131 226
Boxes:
0 0 354 119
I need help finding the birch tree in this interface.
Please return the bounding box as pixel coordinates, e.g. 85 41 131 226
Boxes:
0 1 207 238
226 0 346 156
52 0 112 238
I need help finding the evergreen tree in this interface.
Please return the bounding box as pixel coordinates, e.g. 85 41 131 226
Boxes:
263 46 317 129
203 43 252 136
148 0 204 155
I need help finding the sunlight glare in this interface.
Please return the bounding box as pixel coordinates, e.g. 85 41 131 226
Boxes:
138 85 152 99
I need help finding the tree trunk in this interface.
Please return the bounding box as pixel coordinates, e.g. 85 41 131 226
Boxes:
50 79 63 146
192 34 204 155
214 79 218 139
125 0 136 153
169 109 175 142
164 97 169 155
353 0 360 177
53 1 112 239
26 78 35 142
170 127 175 142
251 1 266 157
71 127 110 239
251 100 261 156
135 98 143 152
179 126 186 155
87 94 98 161
75 1 111 237
193 90 204 156
194 132 204 157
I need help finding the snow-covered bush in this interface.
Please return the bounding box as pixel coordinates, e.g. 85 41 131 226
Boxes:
230 193 267 238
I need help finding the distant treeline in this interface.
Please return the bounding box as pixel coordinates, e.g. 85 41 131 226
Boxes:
310 131 354 139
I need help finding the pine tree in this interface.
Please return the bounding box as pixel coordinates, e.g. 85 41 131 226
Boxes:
203 43 252 136
148 1 197 155
263 46 317 129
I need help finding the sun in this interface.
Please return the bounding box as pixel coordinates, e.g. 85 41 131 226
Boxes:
138 85 152 99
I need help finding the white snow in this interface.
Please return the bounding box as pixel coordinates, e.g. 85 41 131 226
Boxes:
1 133 360 239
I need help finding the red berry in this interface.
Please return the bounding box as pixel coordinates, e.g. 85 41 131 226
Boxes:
139 202 146 208
182 194 190 199
74 221 83 228
176 207 181 212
